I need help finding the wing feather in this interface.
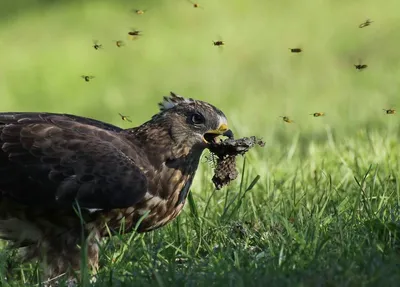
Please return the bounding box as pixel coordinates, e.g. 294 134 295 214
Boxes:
0 112 149 210
0 112 123 132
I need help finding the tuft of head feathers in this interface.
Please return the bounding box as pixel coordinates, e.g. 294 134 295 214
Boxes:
158 92 195 112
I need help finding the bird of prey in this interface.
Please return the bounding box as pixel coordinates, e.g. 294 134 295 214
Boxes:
0 92 233 282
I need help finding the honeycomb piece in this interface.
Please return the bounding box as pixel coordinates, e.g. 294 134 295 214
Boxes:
212 155 238 190
208 136 265 189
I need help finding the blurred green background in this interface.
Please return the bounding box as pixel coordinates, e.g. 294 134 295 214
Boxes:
1 0 400 141
1 2 400 285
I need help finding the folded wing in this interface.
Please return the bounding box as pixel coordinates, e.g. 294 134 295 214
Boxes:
0 113 149 210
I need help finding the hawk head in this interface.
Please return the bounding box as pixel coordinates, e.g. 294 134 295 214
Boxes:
154 92 234 149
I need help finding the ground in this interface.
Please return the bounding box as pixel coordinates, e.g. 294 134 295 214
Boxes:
0 0 400 286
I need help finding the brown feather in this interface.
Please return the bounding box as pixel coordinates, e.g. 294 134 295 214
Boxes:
0 95 229 280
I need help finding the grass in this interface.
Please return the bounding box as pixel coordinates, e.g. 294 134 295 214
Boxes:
0 0 400 286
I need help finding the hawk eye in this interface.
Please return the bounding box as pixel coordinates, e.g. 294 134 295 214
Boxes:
191 113 205 125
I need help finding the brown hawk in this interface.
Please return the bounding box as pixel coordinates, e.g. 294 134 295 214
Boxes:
0 92 233 281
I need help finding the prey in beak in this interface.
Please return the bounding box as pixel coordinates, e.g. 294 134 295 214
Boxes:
203 123 234 144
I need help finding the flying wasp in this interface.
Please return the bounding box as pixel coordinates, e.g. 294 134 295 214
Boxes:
359 19 373 28
93 40 103 50
114 40 125 47
128 29 142 36
119 113 132 122
213 40 225 47
213 35 225 48
354 63 368 70
383 109 396 115
310 112 325 117
133 9 147 15
128 29 143 40
81 75 95 82
187 0 204 8
280 116 294 123
354 59 368 70
289 48 302 53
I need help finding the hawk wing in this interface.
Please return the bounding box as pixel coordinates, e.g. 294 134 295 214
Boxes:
0 112 149 210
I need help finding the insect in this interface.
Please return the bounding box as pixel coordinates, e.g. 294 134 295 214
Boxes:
81 75 95 82
93 40 103 50
359 19 373 28
114 40 125 47
289 48 302 53
354 63 368 70
128 29 142 36
187 0 204 8
213 40 225 47
128 29 142 40
280 116 294 123
133 9 147 15
383 109 396 115
310 112 325 117
119 113 132 122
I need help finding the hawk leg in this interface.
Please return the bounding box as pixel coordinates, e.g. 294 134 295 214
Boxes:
15 228 100 285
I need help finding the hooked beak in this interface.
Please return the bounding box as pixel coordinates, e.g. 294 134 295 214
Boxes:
203 123 234 144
